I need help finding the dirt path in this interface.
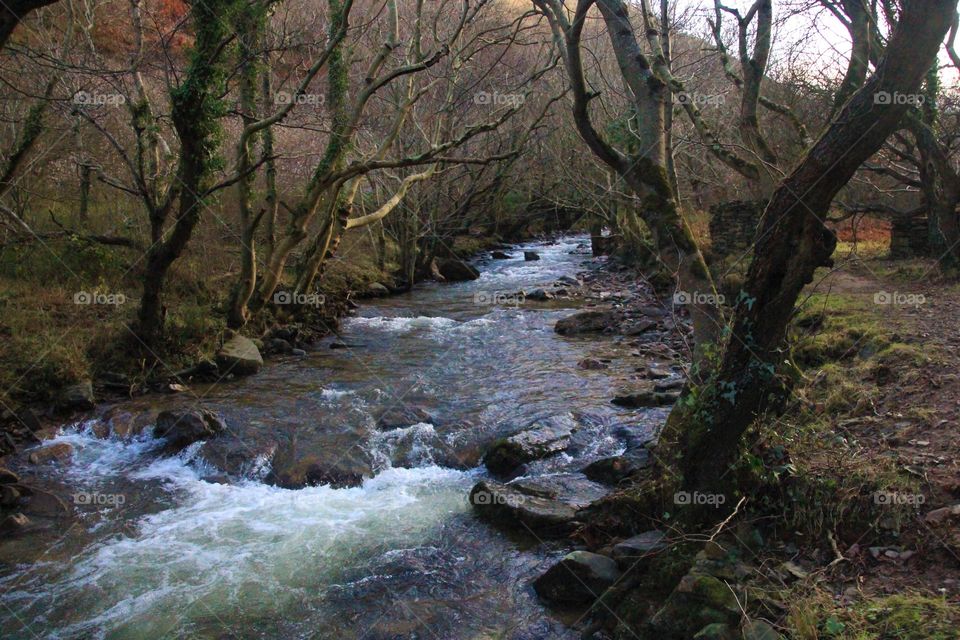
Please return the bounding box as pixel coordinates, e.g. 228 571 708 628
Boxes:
814 260 960 596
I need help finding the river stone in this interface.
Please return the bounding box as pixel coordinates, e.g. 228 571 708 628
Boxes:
153 409 227 451
612 530 667 564
197 434 277 479
648 572 742 638
654 378 685 391
470 480 578 534
645 365 673 379
268 446 371 489
524 251 540 261
55 380 95 413
375 405 435 431
367 282 391 297
533 551 621 605
612 389 680 407
491 251 512 259
0 467 20 484
98 407 157 440
583 448 652 485
508 473 610 508
28 442 74 465
620 319 657 336
524 288 554 301
555 310 621 335
435 257 480 281
0 513 31 535
0 485 21 506
556 275 580 286
482 414 578 477
216 334 263 376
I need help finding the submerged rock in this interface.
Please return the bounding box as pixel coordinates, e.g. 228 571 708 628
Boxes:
533 551 621 605
482 414 578 477
153 409 227 451
554 309 622 335
470 480 578 534
216 334 263 376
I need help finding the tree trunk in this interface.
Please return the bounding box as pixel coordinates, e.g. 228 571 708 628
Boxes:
661 0 956 497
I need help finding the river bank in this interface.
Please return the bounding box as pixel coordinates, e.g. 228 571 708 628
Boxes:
0 235 699 639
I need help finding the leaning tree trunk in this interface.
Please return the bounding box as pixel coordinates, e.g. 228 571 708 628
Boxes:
660 0 957 497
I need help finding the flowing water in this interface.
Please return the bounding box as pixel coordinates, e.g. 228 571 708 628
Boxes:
0 237 668 639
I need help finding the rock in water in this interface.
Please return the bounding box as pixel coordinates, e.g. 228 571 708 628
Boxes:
491 251 512 259
524 251 541 261
612 389 680 407
216 334 263 376
533 551 621 604
554 310 621 335
153 409 227 451
524 288 554 301
469 480 578 534
582 448 651 485
435 258 480 281
28 442 74 465
482 414 578 477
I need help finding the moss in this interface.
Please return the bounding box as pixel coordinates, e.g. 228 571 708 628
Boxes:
788 590 960 640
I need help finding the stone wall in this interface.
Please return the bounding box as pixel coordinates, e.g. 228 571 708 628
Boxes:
889 214 929 258
708 200 765 258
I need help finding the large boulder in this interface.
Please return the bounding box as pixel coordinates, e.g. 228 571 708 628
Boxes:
555 310 622 335
216 334 263 376
533 551 621 605
153 409 227 451
524 251 541 261
55 380 95 413
491 251 512 259
482 414 578 477
470 480 578 535
435 257 480 281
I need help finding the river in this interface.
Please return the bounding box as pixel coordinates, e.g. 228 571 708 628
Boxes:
0 236 667 639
